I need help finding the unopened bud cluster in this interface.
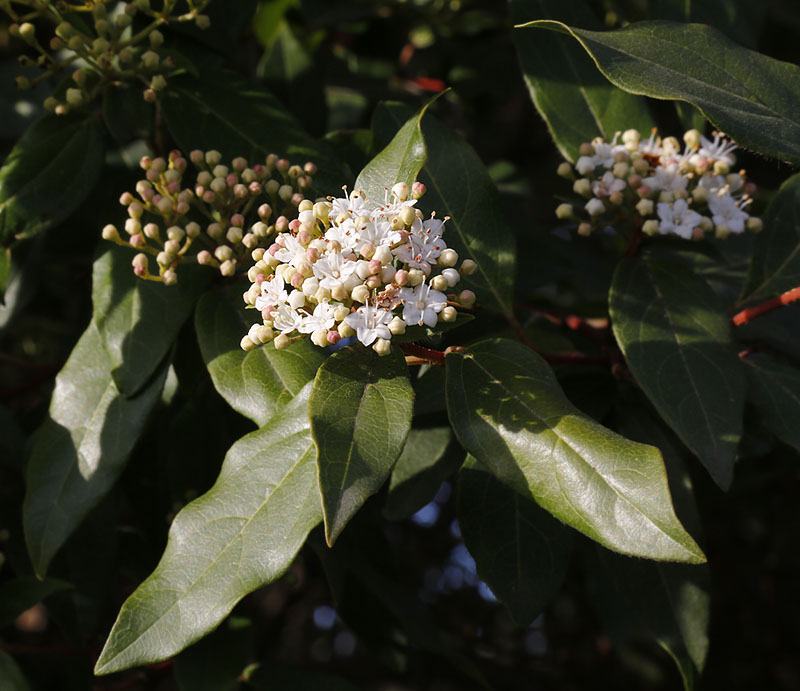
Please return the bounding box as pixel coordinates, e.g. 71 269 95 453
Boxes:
102 149 316 284
555 129 762 240
5 0 212 113
239 182 478 357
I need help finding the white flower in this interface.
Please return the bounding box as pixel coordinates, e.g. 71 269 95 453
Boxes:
330 190 371 219
708 193 749 233
656 199 703 239
298 302 336 334
393 233 446 273
344 305 393 346
590 138 626 168
356 219 401 252
399 281 447 327
698 132 737 164
272 303 304 334
370 190 417 221
255 274 288 311
575 156 595 176
592 171 626 198
643 164 688 193
273 233 307 267
697 174 727 193
325 218 361 253
312 251 358 289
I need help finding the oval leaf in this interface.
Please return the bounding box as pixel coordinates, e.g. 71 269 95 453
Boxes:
743 353 800 453
609 256 746 489
24 322 168 577
445 338 705 563
742 173 800 301
195 286 325 426
309 345 414 545
94 385 322 675
510 0 652 161
518 20 800 164
356 106 516 316
0 113 104 246
458 456 571 624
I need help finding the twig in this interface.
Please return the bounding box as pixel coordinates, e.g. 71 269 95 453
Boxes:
732 286 800 326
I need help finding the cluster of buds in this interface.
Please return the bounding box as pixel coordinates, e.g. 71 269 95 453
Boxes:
555 128 762 240
6 0 212 113
101 149 316 284
239 182 478 356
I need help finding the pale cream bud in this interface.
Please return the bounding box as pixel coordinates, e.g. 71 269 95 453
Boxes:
635 198 654 216
388 317 406 335
746 217 763 233
459 259 477 276
392 182 409 201
430 275 448 292
585 198 605 217
438 248 458 267
573 178 592 197
331 284 348 301
338 322 355 338
399 206 416 226
713 159 730 175
241 335 257 351
311 329 329 348
373 245 393 265
351 284 371 303
642 219 660 236
274 334 290 350
440 306 457 322
612 162 628 178
683 129 701 150
441 268 460 287
372 338 392 356
557 161 573 178
289 290 306 310
408 269 425 286
555 203 574 220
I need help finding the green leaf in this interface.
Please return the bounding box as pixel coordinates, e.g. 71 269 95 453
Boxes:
458 456 571 624
445 338 705 563
93 247 209 396
518 20 800 164
195 286 325 426
609 256 746 489
0 113 104 246
509 0 652 162
742 173 800 301
743 353 800 453
244 664 359 691
161 69 341 191
383 426 459 521
734 303 800 362
23 322 168 577
0 651 30 691
0 577 72 628
310 345 414 544
357 106 516 315
647 0 764 48
94 386 322 675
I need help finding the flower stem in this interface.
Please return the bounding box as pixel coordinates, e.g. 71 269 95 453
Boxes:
732 285 800 326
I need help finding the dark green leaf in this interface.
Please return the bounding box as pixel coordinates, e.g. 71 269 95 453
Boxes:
244 664 359 691
93 247 209 396
0 113 104 246
384 426 459 521
0 577 72 628
0 651 30 691
445 338 705 563
310 346 414 544
195 286 325 426
161 69 340 191
102 84 153 144
458 456 571 624
518 20 800 164
94 386 321 675
647 0 763 47
23 322 168 577
742 173 800 301
357 106 516 315
509 0 652 161
609 256 746 489
743 353 800 453
734 303 800 362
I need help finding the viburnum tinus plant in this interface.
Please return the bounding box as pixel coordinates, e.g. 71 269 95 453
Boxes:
2 1 800 689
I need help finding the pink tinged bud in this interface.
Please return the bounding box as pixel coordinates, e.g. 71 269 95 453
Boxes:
366 275 382 290
119 192 134 206
176 201 189 215
140 188 154 202
637 186 652 199
203 190 215 203
248 181 262 196
130 234 146 248
291 231 307 247
291 272 304 288
128 201 144 219
395 269 409 286
140 156 152 170
133 264 147 277
288 219 301 232
190 150 204 165
458 290 476 307
297 176 312 190
326 330 341 344
224 214 241 228
275 216 289 233
166 181 180 194
224 173 237 187
627 174 642 188
234 183 248 199
256 273 267 284
368 259 382 275
146 168 160 182
269 243 281 256
232 157 247 172
276 158 290 173
258 204 272 220
143 223 160 239
412 181 426 199
291 193 304 207
306 247 319 262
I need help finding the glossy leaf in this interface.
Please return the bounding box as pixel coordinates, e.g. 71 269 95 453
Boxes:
458 456 571 624
518 20 800 164
445 338 705 563
743 354 800 453
384 426 459 521
0 651 30 691
610 256 746 489
742 173 800 301
309 346 414 544
357 106 516 315
509 0 652 162
94 386 322 675
0 577 72 627
93 247 209 396
24 322 168 577
161 70 340 191
0 113 103 246
195 287 325 426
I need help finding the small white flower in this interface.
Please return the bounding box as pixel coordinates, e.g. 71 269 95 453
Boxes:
273 233 307 267
344 304 393 346
708 193 748 233
399 281 448 327
255 274 289 311
356 219 401 252
656 199 703 239
698 132 737 164
272 303 304 335
592 171 626 198
643 164 688 193
325 218 361 253
330 190 371 219
298 302 336 334
575 156 595 176
313 251 358 289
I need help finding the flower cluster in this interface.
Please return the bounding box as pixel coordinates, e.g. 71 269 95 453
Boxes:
6 0 211 113
239 183 478 356
555 128 762 240
102 149 315 284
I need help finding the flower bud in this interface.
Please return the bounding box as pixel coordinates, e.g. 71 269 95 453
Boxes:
149 30 164 48
164 239 181 255
642 219 660 236
635 198 654 217
125 218 142 235
141 50 159 69
438 248 458 267
65 88 83 106
683 129 701 150
713 159 730 176
577 222 593 237
373 338 392 356
699 216 713 232
215 245 234 262
150 75 167 92
746 217 763 233
612 162 628 178
273 334 290 350
430 275 448 292
392 182 409 201
241 335 257 351
220 259 237 276
399 206 416 226
440 306 457 323
102 224 120 241
351 284 370 303
373 245 393 265
585 198 605 217
557 161 573 178
19 22 36 42
441 268 460 287
196 14 211 29
459 259 477 276
458 289 476 307
555 203 574 220
226 227 243 244
658 191 674 204
411 181 426 199
662 137 680 155
573 178 592 197
394 269 409 286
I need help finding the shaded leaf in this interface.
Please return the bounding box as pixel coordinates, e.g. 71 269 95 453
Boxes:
384 426 460 521
94 385 322 675
0 113 103 246
0 651 30 691
357 106 516 315
195 286 325 426
0 577 72 628
310 346 414 544
458 456 571 624
743 353 800 453
445 338 705 563
742 173 800 301
609 255 746 489
519 20 800 164
734 303 800 362
509 0 652 161
647 0 763 47
24 322 168 577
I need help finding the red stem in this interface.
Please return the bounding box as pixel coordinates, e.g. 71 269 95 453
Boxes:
400 342 446 364
732 285 800 326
